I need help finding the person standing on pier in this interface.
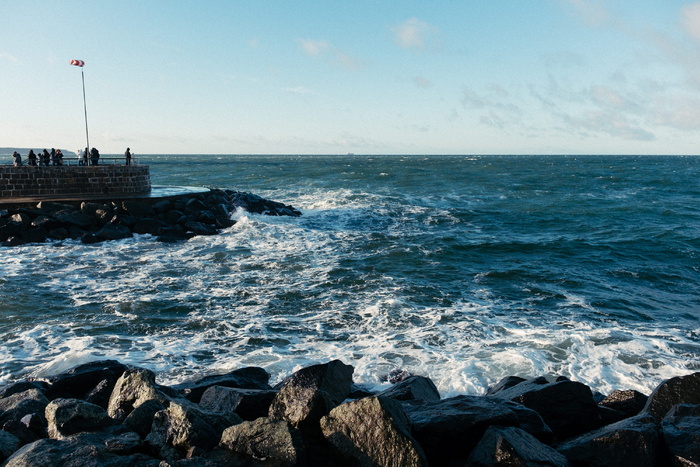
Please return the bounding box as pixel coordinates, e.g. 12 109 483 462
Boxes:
12 152 22 166
90 147 100 165
27 150 37 166
125 147 132 165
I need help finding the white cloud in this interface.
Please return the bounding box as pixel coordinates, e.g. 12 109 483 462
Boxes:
413 76 432 89
391 18 437 51
297 39 363 70
0 52 18 62
298 39 331 56
681 3 700 41
559 0 610 27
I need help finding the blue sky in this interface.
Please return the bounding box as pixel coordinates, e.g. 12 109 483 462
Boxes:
2 1 700 154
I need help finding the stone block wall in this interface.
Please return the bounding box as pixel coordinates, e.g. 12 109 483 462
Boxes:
0 165 151 198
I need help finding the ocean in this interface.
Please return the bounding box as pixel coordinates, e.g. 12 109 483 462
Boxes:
1 154 698 397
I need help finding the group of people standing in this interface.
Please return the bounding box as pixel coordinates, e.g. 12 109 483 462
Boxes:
12 148 64 166
11 147 133 166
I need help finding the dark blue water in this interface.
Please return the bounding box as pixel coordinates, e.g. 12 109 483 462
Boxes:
1 155 698 395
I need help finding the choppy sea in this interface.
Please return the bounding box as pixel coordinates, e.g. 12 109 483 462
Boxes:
1 154 699 396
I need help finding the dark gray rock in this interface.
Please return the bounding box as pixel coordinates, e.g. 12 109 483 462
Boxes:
145 399 242 461
467 426 569 467
81 233 100 244
556 414 659 467
174 367 271 403
0 381 47 400
488 377 601 439
132 218 169 235
46 398 114 438
660 404 700 466
122 200 155 217
219 417 307 466
123 399 166 438
52 209 96 228
378 375 440 403
643 372 700 422
274 360 354 406
107 368 172 421
0 430 21 462
183 221 217 236
403 395 521 466
500 399 554 443
96 223 133 241
599 389 648 418
199 386 277 421
0 388 49 426
2 419 41 445
485 376 527 396
3 432 161 467
43 359 129 408
321 396 427 467
36 201 76 213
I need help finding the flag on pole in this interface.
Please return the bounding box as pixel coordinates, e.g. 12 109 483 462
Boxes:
70 59 85 67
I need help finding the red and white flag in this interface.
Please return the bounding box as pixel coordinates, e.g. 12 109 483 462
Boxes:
70 59 85 67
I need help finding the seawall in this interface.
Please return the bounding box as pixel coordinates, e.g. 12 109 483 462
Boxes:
0 165 151 199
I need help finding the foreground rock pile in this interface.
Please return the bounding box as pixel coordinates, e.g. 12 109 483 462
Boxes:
0 189 301 246
0 360 698 466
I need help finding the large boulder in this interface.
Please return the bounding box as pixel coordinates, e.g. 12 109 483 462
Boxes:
269 360 354 431
199 386 277 421
123 399 167 438
378 375 440 403
3 432 160 467
403 395 522 465
660 404 700 466
144 399 242 461
95 223 133 241
488 377 601 439
598 389 648 418
642 372 700 422
321 396 427 467
0 388 49 426
556 414 659 467
219 417 307 466
107 368 173 421
43 360 129 408
174 366 271 403
467 426 569 467
0 431 21 463
46 398 114 439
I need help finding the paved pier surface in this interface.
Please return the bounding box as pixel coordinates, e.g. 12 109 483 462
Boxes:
0 185 211 208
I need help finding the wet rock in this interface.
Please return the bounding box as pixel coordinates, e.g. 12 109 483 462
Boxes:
133 218 168 235
660 404 700 466
467 426 569 467
0 381 47 399
43 359 129 408
269 360 353 430
642 371 700 422
107 368 173 421
219 417 307 466
95 223 133 241
485 375 527 396
3 432 161 467
36 201 75 213
174 366 272 403
599 389 648 418
378 375 440 403
145 399 242 461
2 419 40 445
0 430 21 462
122 200 155 217
123 399 166 438
403 395 522 466
320 396 427 467
488 377 601 439
0 388 50 426
52 209 96 228
199 386 277 421
46 398 114 438
183 221 217 236
556 414 659 467
81 232 100 244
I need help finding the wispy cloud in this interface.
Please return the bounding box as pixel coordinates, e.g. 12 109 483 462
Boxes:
558 0 610 27
681 3 700 41
297 39 364 70
0 52 18 62
413 76 432 89
391 18 439 51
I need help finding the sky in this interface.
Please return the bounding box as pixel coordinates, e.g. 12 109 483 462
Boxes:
1 1 700 155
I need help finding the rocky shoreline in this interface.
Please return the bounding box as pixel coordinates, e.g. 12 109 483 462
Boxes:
0 360 698 466
0 189 302 247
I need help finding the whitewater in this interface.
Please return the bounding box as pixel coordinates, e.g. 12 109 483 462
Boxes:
1 154 698 397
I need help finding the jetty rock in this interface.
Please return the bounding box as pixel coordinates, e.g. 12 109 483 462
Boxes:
1 361 699 466
0 189 301 247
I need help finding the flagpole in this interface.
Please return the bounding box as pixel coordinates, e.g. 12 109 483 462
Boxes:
81 68 90 155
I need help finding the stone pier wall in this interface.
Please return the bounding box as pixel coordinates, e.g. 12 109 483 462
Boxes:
0 165 151 198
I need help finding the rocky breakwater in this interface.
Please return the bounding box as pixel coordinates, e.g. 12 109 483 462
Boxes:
0 361 699 466
0 189 301 247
